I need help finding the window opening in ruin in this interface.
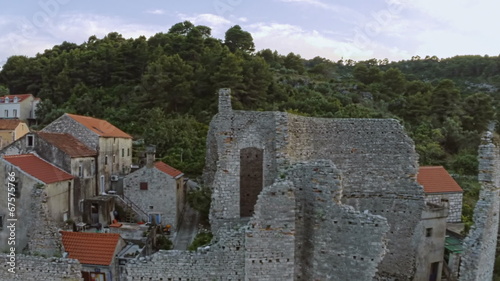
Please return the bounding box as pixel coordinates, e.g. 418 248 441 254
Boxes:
0 215 3 229
240 147 263 217
140 182 148 190
26 135 34 147
426 228 433 237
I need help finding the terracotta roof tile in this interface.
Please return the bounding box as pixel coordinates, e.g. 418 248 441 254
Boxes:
0 119 23 130
154 161 183 178
417 166 463 193
61 231 121 266
37 132 96 158
66 113 132 138
0 94 33 103
3 154 73 184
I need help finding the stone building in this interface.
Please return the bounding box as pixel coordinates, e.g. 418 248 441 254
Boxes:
0 94 40 122
0 119 29 149
123 147 185 229
41 113 133 194
1 131 98 220
417 166 464 223
61 231 126 281
124 89 448 280
0 154 74 255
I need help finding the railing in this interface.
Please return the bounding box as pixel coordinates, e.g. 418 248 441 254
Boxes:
111 194 149 222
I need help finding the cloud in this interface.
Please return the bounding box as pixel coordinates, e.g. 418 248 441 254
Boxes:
145 9 165 15
177 13 232 37
278 0 365 22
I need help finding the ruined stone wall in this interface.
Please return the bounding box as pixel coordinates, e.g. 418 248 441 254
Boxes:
287 160 388 281
245 180 296 281
285 116 425 280
425 193 463 223
205 109 288 228
459 132 500 281
0 254 83 281
123 225 246 280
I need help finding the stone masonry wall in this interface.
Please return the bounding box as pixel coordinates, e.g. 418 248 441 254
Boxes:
285 116 425 280
287 160 388 281
459 131 500 281
42 114 99 150
0 254 83 281
425 193 463 223
124 224 246 280
123 166 178 228
245 180 296 281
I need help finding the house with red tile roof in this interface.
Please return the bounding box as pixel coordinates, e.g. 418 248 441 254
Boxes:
41 113 133 195
123 147 185 229
0 153 74 255
61 231 126 281
0 94 40 122
1 131 98 220
0 119 29 149
417 166 464 223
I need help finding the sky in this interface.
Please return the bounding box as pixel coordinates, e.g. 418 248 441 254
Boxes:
0 0 498 66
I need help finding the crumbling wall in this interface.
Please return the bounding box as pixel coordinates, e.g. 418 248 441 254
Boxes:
123 224 246 280
459 131 500 281
0 254 83 281
287 160 388 280
285 116 425 280
424 193 463 223
245 180 296 280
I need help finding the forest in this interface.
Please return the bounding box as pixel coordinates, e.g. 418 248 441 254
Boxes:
0 21 499 237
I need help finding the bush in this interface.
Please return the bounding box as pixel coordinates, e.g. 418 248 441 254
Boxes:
156 235 173 250
187 187 211 223
188 232 213 251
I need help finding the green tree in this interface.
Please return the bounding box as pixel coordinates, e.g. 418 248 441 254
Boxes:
224 25 255 53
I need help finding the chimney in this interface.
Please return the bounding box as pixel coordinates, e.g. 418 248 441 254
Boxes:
218 88 232 114
145 145 156 168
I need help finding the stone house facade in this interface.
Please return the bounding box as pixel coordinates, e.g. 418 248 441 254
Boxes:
0 119 29 149
1 132 98 220
123 152 184 229
417 166 464 223
41 113 133 194
0 94 40 121
0 154 74 256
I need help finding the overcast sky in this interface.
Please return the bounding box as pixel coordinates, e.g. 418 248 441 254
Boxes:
0 0 497 66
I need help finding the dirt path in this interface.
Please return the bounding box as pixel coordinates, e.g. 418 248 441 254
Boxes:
173 205 200 250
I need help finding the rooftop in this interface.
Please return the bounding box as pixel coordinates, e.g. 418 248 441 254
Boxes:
37 132 96 158
2 154 74 184
0 119 24 130
417 166 463 193
66 113 132 138
154 161 183 178
0 94 33 103
61 231 122 266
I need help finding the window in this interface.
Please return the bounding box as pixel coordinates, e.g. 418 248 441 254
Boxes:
140 182 148 190
122 148 124 157
0 215 3 229
426 228 433 237
113 154 116 164
127 148 130 156
13 109 17 118
105 156 108 165
4 110 7 117
78 165 83 177
26 135 34 147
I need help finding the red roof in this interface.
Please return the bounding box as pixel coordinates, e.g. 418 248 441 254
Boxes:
37 132 96 158
3 154 73 184
61 231 122 266
0 94 33 103
417 166 463 193
154 161 183 178
0 119 24 130
66 113 132 138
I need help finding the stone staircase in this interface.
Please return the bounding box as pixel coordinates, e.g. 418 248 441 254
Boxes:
112 194 149 223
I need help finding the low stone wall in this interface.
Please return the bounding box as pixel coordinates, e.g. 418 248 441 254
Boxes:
0 254 82 281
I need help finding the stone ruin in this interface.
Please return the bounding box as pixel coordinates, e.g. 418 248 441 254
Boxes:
2 89 499 280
